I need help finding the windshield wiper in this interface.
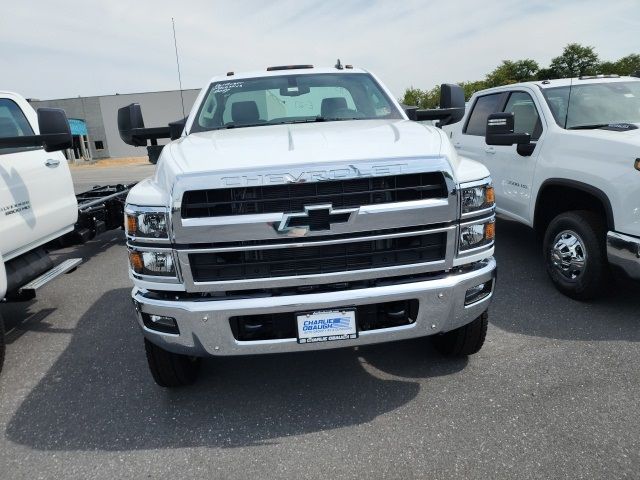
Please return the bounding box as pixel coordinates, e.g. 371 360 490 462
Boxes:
279 116 362 124
222 123 267 130
567 123 613 130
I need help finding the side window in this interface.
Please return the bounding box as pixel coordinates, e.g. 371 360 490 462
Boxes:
463 94 503 136
503 91 542 140
0 99 37 155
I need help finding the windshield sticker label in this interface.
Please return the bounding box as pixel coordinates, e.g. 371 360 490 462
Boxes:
212 81 244 94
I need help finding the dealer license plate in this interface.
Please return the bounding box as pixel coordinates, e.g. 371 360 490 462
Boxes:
297 309 357 344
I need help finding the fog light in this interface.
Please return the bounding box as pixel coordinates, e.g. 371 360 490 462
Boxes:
142 313 179 334
465 280 493 305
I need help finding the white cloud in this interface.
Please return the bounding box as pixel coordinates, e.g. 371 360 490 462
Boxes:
1 0 639 100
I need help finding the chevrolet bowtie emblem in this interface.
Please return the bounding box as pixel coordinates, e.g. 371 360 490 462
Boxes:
276 204 358 233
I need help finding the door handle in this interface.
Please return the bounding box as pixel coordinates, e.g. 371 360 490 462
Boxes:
453 142 462 149
45 159 60 168
484 146 496 155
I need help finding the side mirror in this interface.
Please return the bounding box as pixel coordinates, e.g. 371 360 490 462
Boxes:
117 103 172 147
0 108 72 152
413 84 465 127
117 103 146 146
485 112 531 146
37 108 73 152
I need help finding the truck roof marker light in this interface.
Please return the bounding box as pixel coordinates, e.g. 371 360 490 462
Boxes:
266 65 313 71
227 72 234 76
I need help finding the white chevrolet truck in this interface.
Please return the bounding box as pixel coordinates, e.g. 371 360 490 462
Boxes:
1 91 132 374
118 65 497 387
0 91 81 372
445 75 640 300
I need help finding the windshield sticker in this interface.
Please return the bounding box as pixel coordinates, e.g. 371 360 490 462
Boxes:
624 93 635 98
212 81 244 94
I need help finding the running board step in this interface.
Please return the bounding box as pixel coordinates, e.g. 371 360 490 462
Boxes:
19 258 82 296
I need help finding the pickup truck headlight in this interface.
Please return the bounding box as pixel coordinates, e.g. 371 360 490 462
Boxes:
459 218 495 251
461 182 495 215
125 208 168 239
129 250 176 277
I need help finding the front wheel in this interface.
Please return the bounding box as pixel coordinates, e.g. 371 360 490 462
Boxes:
144 339 201 388
543 211 609 301
432 311 488 356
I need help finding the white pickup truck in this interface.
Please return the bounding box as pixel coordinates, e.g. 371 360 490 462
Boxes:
445 75 640 299
0 91 81 372
0 92 142 374
119 64 497 387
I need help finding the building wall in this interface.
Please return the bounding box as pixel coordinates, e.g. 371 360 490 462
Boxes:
29 88 201 159
29 96 110 158
99 89 200 158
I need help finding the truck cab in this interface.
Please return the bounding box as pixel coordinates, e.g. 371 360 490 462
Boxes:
445 76 640 299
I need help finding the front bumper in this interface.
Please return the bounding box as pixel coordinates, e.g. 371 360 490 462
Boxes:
132 257 496 357
607 231 640 280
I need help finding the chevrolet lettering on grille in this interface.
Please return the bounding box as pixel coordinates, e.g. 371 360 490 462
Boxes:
275 204 358 233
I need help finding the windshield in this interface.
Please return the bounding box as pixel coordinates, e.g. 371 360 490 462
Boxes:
542 80 640 129
191 73 402 132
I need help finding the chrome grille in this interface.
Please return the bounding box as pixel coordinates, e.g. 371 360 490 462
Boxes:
189 231 446 282
181 172 447 218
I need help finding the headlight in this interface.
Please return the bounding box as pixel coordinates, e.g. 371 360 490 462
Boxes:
459 219 495 251
129 250 176 277
125 208 168 239
461 182 495 215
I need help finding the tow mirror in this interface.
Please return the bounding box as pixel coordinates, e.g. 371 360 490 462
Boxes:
0 108 72 152
117 103 172 147
38 109 73 151
118 103 147 146
412 84 466 127
485 112 531 146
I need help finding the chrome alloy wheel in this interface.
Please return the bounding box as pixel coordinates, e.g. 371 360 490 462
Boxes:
550 230 587 281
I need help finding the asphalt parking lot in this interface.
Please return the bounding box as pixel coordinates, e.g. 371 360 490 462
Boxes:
0 166 638 479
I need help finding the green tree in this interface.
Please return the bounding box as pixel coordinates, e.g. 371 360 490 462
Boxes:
600 54 640 75
550 43 599 77
459 80 487 100
401 87 425 107
485 59 539 87
401 85 441 108
536 67 557 80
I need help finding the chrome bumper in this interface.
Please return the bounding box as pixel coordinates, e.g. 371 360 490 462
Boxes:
607 231 640 280
132 257 496 357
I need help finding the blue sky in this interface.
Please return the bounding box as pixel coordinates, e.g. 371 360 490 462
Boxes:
1 0 639 99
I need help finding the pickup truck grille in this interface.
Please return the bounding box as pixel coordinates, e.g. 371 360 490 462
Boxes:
189 231 446 282
181 172 447 218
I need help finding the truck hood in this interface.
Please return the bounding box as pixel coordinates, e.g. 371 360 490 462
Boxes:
167 119 443 174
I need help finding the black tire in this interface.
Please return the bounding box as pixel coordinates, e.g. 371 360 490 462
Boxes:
0 313 5 374
543 210 609 301
432 311 488 357
144 338 201 388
